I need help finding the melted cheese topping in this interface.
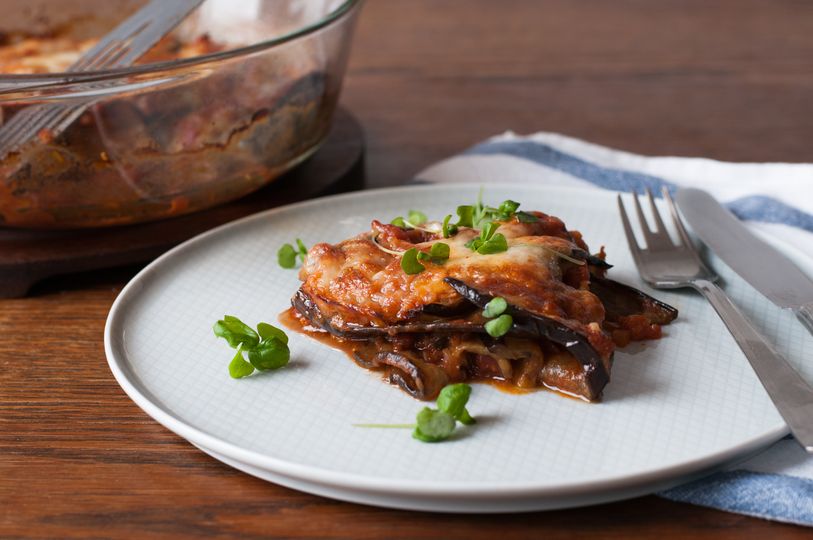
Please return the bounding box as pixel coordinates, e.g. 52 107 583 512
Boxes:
299 218 606 329
0 34 220 74
0 37 95 74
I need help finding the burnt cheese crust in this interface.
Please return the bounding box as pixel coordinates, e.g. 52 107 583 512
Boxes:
291 211 677 401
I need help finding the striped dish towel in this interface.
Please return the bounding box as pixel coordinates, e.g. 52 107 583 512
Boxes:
416 131 813 527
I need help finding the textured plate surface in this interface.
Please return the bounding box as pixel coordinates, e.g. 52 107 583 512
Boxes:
104 183 813 512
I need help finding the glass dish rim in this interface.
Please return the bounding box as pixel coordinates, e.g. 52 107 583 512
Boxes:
0 0 361 85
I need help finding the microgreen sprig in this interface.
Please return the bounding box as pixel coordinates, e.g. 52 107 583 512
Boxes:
400 248 425 275
401 242 451 275
516 211 539 223
408 210 428 226
442 214 458 238
457 190 539 229
392 210 429 229
455 205 474 228
354 383 476 443
484 314 513 338
278 239 308 269
481 297 513 338
482 297 508 318
418 242 450 263
214 315 290 378
436 383 476 425
413 407 457 442
496 199 520 219
465 222 509 255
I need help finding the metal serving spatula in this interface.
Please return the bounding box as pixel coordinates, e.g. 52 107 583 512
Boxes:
0 0 204 159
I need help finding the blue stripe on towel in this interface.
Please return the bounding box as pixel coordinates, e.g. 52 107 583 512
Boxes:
465 140 679 194
659 470 813 527
465 140 813 233
727 195 813 232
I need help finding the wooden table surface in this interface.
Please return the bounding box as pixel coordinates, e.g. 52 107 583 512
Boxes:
2 1 812 537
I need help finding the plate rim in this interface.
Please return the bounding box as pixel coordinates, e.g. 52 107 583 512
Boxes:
104 182 797 500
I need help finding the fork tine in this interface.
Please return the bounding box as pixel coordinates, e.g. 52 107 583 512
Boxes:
617 195 646 268
645 187 668 233
662 187 694 247
631 189 663 248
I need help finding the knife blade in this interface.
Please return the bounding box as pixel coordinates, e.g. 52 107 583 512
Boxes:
675 187 813 335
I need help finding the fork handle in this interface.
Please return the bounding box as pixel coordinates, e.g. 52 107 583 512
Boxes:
795 302 813 336
692 279 813 452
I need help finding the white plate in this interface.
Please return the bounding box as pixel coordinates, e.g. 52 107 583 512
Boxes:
104 183 813 513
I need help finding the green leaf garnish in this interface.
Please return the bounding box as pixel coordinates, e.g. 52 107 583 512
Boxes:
401 247 425 275
465 222 508 254
482 297 508 318
484 314 513 338
296 238 308 258
391 216 407 227
413 407 457 442
257 322 289 344
516 211 539 223
430 242 450 262
415 243 449 265
408 210 428 226
228 346 255 379
215 317 291 377
278 239 308 269
277 244 297 269
465 237 482 250
456 205 474 228
213 315 260 349
442 214 458 238
497 200 520 219
436 383 475 425
247 337 290 371
355 383 476 442
472 188 497 228
480 221 500 241
476 233 508 254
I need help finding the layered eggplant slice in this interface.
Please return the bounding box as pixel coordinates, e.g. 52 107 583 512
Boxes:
288 208 677 401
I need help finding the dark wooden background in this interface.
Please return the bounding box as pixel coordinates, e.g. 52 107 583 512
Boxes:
2 0 812 537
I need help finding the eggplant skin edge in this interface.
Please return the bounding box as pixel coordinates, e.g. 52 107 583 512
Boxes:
291 272 679 402
588 276 678 324
443 277 611 399
292 289 489 339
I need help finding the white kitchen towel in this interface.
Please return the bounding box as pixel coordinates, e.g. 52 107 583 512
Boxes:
416 131 813 527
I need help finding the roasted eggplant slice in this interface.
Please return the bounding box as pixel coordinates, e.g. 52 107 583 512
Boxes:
293 289 490 339
444 277 611 400
352 349 450 400
589 276 678 325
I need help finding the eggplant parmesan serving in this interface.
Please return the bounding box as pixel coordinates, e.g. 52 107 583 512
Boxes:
286 199 678 402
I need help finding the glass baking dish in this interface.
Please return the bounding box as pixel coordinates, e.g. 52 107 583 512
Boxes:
0 0 362 228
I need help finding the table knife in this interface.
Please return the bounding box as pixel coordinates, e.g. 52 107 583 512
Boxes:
675 187 813 335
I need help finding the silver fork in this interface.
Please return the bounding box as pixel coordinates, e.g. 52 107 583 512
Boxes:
619 187 813 452
0 0 204 159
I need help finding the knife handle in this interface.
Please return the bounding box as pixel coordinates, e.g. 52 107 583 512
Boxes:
795 303 813 336
692 279 813 453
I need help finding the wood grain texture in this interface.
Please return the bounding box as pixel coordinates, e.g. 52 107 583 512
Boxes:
2 1 812 537
344 0 813 187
